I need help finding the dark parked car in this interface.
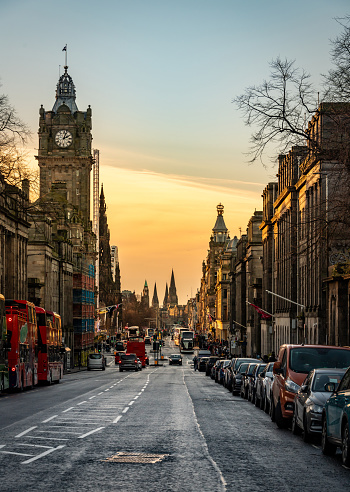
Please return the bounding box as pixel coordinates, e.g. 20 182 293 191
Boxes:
198 357 209 372
292 368 345 441
211 360 222 380
218 360 231 385
225 358 259 391
241 363 258 399
205 356 220 376
169 354 183 365
255 362 275 411
232 362 250 395
248 363 267 403
322 366 350 465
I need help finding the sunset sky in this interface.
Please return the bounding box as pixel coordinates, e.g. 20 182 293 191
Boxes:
1 0 348 304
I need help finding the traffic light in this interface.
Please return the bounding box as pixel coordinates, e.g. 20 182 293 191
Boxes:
153 341 159 351
97 344 101 352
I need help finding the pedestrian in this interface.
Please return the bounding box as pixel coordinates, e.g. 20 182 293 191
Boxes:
268 351 277 362
193 355 198 371
262 354 269 363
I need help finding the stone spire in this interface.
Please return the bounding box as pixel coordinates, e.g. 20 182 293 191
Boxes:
168 269 178 306
52 65 78 113
152 283 159 309
141 280 149 308
163 283 169 308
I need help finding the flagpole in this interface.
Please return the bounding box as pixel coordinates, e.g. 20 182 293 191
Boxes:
246 300 274 318
266 290 305 309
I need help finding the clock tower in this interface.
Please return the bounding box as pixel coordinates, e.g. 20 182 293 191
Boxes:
36 65 93 226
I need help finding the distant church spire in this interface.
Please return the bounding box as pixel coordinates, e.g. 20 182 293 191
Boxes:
163 283 169 308
168 269 178 306
141 280 149 308
152 283 159 309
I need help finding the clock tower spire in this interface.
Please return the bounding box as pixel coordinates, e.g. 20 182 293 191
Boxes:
36 64 93 227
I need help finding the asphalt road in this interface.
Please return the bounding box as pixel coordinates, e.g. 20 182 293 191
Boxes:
1 340 350 491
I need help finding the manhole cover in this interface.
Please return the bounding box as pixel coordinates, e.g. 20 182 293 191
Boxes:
103 452 169 464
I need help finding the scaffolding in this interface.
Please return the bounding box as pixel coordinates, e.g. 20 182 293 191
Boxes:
93 149 99 308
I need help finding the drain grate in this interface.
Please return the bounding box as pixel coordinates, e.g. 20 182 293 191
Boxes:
103 452 169 464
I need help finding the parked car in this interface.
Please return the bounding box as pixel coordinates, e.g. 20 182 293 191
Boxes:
226 358 260 391
223 358 236 390
322 366 350 465
205 356 220 376
241 363 258 399
232 362 250 395
119 353 139 372
211 360 222 380
217 360 231 385
248 363 267 403
255 362 275 411
291 368 346 441
198 357 209 372
271 344 350 428
169 354 182 365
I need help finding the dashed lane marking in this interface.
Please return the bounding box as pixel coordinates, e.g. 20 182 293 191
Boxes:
22 445 65 464
89 396 96 399
122 407 129 414
15 427 37 438
77 401 87 405
113 416 122 424
42 415 58 423
62 407 74 413
128 401 135 406
0 451 33 457
78 427 105 439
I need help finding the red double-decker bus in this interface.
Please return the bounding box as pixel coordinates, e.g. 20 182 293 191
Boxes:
6 299 38 390
36 307 63 384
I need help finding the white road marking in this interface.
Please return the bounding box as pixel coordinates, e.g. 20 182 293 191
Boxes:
0 445 6 449
36 430 81 434
24 436 68 441
15 427 37 438
78 427 105 439
138 392 142 395
104 389 109 392
128 401 135 406
89 396 96 399
134 395 139 400
77 401 87 406
62 407 74 413
0 451 33 457
113 416 122 424
98 392 103 395
22 445 65 464
42 415 58 423
122 407 129 413
18 444 52 449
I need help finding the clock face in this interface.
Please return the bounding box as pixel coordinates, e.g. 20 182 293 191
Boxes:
55 130 73 148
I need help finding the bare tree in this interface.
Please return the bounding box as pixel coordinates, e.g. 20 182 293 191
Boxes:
323 15 350 102
0 87 38 195
233 57 318 164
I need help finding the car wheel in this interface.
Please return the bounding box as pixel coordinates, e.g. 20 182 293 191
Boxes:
322 417 337 456
119 368 123 372
255 392 260 407
275 400 288 429
303 414 310 442
342 422 350 466
270 397 276 422
292 411 301 435
260 392 265 410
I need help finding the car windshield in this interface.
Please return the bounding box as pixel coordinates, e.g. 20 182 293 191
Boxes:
257 364 267 374
290 348 350 373
311 371 345 392
238 363 249 373
171 355 181 358
90 354 102 359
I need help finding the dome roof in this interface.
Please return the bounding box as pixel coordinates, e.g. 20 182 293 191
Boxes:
52 66 78 114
